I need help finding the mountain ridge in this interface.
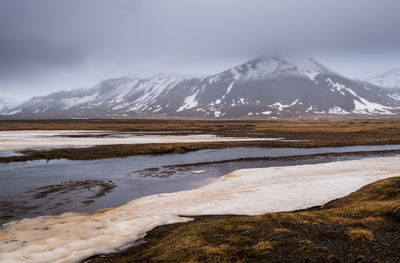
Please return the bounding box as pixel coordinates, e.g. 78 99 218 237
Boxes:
2 56 400 119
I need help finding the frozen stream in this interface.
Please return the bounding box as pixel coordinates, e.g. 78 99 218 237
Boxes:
1 144 400 224
0 130 286 152
1 156 400 263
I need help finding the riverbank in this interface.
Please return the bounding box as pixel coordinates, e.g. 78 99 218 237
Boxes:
1 156 399 263
2 119 400 162
86 176 400 263
2 146 400 224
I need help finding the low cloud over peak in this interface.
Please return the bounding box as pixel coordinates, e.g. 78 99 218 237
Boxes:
0 0 400 99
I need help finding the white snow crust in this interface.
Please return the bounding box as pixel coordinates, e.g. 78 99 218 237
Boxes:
1 156 399 263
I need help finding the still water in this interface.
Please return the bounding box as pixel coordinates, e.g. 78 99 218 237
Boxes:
1 144 400 223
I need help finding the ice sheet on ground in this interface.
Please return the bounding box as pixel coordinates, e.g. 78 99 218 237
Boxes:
0 156 399 263
0 151 24 157
0 130 288 152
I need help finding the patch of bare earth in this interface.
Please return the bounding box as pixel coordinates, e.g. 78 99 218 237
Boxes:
0 180 116 224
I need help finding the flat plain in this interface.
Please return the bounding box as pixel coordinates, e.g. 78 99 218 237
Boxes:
1 119 400 263
2 119 400 162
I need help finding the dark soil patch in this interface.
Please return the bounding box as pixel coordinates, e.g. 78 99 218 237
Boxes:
134 149 400 178
0 180 116 224
30 180 116 201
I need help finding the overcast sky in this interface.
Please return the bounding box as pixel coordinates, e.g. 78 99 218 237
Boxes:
1 0 400 100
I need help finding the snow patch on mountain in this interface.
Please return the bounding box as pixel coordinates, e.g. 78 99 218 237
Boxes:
271 99 299 111
388 93 400 100
177 90 200 112
328 106 349 114
61 92 99 110
2 56 400 119
226 82 234 94
285 57 328 81
353 98 393 114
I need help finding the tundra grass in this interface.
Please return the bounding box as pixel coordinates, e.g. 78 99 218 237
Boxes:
2 119 400 162
86 177 400 263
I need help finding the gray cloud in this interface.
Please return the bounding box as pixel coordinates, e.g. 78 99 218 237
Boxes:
0 0 400 99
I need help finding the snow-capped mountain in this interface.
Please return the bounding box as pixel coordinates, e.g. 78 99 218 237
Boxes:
2 57 400 119
369 68 400 89
0 97 21 114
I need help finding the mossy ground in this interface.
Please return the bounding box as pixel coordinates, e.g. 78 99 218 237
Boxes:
86 177 400 263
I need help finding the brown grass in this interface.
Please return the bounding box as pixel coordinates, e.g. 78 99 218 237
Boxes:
86 177 400 263
348 229 374 245
274 227 291 235
253 240 274 254
2 119 400 162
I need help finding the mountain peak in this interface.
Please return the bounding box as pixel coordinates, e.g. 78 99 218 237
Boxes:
223 56 332 82
2 56 400 119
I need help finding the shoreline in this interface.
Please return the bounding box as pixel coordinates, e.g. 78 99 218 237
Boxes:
1 156 399 263
3 140 400 163
2 149 399 224
85 176 400 263
3 119 400 162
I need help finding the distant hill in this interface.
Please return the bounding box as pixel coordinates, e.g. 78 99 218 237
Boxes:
2 57 400 119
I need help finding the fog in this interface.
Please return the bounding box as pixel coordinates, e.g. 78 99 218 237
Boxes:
1 0 399 99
